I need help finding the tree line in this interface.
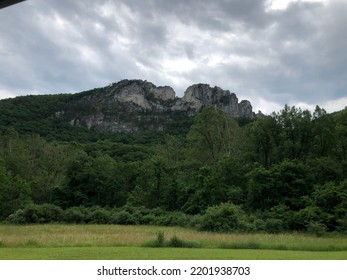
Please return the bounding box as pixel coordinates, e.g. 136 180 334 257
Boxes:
0 102 346 234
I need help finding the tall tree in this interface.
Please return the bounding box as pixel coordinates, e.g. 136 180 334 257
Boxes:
248 115 281 166
187 107 239 164
312 106 336 157
335 108 347 161
0 158 30 219
275 105 313 160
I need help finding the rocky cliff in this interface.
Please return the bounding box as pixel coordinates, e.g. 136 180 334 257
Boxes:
178 83 253 118
65 79 256 133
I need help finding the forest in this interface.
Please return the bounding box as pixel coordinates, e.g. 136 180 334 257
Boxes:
0 95 347 235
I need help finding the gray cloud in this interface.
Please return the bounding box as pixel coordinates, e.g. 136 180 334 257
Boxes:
0 0 346 113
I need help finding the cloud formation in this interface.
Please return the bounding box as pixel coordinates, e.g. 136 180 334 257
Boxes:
0 0 346 113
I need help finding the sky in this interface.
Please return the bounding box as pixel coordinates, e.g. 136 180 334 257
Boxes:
1 0 347 114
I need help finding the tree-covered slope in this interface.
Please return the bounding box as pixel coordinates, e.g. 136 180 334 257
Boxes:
0 83 346 234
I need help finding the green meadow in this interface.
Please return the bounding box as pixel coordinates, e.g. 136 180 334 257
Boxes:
0 224 346 260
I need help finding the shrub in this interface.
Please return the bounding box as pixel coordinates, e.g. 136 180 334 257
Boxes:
151 212 190 227
112 210 137 225
142 231 165 248
6 209 26 224
23 205 41 223
337 215 347 233
292 206 324 231
167 236 200 248
143 233 200 248
307 221 327 237
152 231 165 247
267 204 292 231
63 206 88 223
198 203 251 233
88 207 112 224
168 235 184 247
249 215 266 232
39 204 64 222
7 204 63 224
265 218 284 233
141 214 156 225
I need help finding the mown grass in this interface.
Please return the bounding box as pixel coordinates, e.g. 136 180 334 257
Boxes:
0 224 347 259
1 247 347 260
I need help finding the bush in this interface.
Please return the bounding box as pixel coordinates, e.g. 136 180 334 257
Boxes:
121 206 160 225
337 216 347 233
267 204 292 231
143 232 200 248
292 206 324 231
6 209 26 224
39 204 64 222
63 206 88 223
265 218 284 233
168 235 184 247
7 204 64 224
151 212 191 227
112 210 137 225
88 207 112 224
198 203 252 233
306 221 327 237
115 207 197 227
167 235 200 248
146 231 166 247
249 215 266 232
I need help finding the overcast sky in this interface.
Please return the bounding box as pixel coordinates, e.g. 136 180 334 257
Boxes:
1 0 346 114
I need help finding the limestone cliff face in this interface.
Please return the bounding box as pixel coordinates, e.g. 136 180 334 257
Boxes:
79 80 176 111
109 80 175 110
66 79 256 133
179 84 254 119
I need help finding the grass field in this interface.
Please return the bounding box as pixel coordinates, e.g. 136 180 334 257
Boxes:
0 224 347 260
2 247 347 260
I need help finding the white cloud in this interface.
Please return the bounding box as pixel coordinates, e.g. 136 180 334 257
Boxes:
266 0 328 10
253 96 347 115
0 89 15 100
274 97 347 114
319 96 347 113
162 58 197 73
251 96 283 115
78 45 103 68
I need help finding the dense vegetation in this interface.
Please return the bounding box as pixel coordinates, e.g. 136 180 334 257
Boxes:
0 94 346 235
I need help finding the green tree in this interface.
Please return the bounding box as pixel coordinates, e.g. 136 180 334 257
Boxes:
311 181 347 230
182 158 246 214
62 153 127 208
335 108 347 161
247 165 275 210
272 160 313 210
274 105 313 160
307 157 343 185
247 160 313 210
182 165 218 214
312 106 336 157
0 133 73 204
0 158 30 219
215 157 246 205
187 107 239 164
248 116 281 166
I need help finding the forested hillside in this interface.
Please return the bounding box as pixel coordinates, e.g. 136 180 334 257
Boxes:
0 92 346 234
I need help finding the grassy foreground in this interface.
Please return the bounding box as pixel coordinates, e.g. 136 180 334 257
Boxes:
0 224 347 260
1 247 347 260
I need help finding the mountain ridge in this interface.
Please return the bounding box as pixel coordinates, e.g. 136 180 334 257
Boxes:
65 79 257 133
0 79 260 135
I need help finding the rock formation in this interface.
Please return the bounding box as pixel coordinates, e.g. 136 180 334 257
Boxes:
65 79 257 133
178 83 254 119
